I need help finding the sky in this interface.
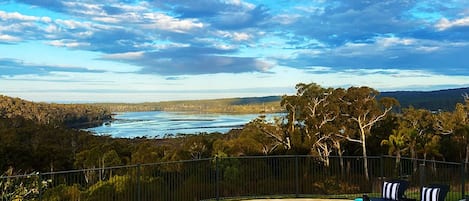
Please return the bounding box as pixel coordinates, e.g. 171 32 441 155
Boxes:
1 0 469 103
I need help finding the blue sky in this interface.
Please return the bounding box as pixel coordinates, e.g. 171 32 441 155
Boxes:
1 0 469 103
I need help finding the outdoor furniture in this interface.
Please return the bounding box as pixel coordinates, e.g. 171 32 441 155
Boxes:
420 184 450 201
361 179 410 201
380 179 409 201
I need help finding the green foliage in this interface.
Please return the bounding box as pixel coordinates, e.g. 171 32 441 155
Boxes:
42 184 81 201
0 168 50 201
380 87 469 111
92 96 283 113
0 84 469 200
0 95 112 128
84 175 134 201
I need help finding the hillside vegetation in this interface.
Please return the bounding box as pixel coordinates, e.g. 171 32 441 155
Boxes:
1 83 469 200
93 96 283 113
0 84 468 175
381 87 469 111
92 87 469 113
0 95 112 128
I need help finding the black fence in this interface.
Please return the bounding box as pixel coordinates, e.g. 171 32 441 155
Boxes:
0 155 467 201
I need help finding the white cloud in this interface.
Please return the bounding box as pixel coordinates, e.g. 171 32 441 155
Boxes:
377 37 414 47
224 0 255 9
435 17 469 31
55 19 92 29
415 46 440 52
294 6 325 15
0 34 21 42
330 36 454 57
142 13 204 33
272 14 301 25
232 32 251 41
101 51 144 60
47 40 90 48
92 17 121 24
217 31 252 41
62 2 104 17
0 11 38 21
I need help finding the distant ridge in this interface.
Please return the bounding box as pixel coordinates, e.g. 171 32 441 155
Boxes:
380 87 469 111
93 87 468 112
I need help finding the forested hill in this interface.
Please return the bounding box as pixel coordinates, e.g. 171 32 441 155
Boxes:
94 96 283 113
95 87 469 113
0 95 112 128
380 87 469 111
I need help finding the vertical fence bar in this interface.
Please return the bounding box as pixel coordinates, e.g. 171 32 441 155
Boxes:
380 156 384 180
295 156 299 198
419 163 425 186
462 162 466 199
137 164 141 201
4 155 469 201
216 157 220 201
37 172 42 201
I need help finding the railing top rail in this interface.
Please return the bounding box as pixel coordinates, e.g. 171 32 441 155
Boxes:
140 157 212 167
0 154 464 179
382 155 461 165
0 172 39 179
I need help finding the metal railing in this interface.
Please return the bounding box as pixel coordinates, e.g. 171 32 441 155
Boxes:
1 155 467 201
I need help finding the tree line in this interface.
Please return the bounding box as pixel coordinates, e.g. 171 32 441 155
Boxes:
0 95 112 128
1 82 468 177
92 97 283 113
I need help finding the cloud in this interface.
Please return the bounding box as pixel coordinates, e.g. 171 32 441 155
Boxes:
436 17 469 31
102 47 273 75
0 58 104 76
101 51 144 60
280 35 469 76
0 34 21 42
0 10 51 23
5 0 469 79
141 12 204 33
47 39 90 48
149 0 269 30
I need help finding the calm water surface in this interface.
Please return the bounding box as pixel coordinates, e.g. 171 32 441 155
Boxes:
86 111 274 138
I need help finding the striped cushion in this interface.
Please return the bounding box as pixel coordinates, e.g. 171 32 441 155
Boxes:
382 181 400 200
421 187 440 201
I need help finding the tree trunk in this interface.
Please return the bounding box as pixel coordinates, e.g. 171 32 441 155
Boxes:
410 144 417 172
396 151 401 177
360 125 369 181
338 144 345 176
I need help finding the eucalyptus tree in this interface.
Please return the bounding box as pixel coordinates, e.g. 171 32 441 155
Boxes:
299 83 344 167
242 115 292 154
399 107 434 169
280 83 346 166
457 95 469 163
338 86 398 180
435 95 469 163
280 94 299 150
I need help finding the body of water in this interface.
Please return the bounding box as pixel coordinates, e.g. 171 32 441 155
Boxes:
86 111 275 138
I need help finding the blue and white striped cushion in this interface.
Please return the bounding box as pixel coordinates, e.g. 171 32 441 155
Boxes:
382 181 400 200
421 187 440 201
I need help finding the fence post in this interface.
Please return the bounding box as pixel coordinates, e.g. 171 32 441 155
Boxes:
380 156 384 180
216 156 220 201
462 162 465 199
137 164 141 201
38 172 42 201
295 156 299 198
419 163 425 186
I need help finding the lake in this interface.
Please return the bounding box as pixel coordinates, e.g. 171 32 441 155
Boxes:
86 111 276 138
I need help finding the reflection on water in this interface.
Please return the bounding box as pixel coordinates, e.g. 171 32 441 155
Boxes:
86 111 278 138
